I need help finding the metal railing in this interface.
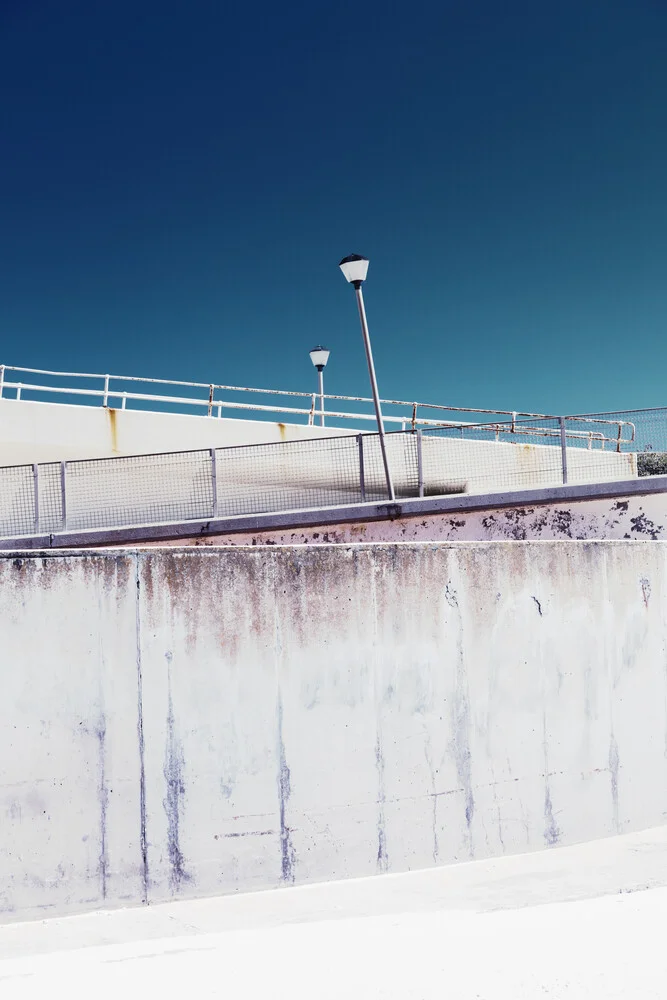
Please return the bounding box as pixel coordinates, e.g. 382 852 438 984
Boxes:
0 363 569 430
0 413 642 540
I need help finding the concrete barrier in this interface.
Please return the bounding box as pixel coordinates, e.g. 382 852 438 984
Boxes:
1 542 667 922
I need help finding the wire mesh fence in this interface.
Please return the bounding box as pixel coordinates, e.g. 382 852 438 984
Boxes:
569 407 667 477
0 465 35 537
215 436 364 516
65 451 215 531
422 415 637 494
0 410 664 540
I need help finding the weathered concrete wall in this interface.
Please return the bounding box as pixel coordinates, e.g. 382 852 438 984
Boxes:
155 493 667 546
0 397 357 465
2 542 667 922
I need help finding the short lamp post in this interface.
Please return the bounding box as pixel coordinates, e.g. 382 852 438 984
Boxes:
338 254 395 501
309 346 330 427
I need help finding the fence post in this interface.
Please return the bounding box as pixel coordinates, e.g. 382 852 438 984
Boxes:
33 464 39 532
0 365 4 398
559 417 568 485
60 461 68 529
416 430 424 498
207 384 214 417
358 434 366 502
103 375 110 407
210 448 218 518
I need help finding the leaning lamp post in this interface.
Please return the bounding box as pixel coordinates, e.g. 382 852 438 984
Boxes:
309 346 330 427
338 254 395 501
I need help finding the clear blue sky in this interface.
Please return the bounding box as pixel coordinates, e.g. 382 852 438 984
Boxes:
1 0 666 415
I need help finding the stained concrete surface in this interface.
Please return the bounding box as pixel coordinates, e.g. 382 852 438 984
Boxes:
2 542 667 921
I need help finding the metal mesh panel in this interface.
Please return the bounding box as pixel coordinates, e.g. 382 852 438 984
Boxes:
214 435 366 516
361 433 419 501
65 450 214 530
570 408 667 478
422 420 564 494
37 462 64 533
0 464 35 536
422 416 636 495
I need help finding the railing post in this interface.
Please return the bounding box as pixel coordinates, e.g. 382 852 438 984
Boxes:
60 461 68 529
0 364 4 399
207 384 214 417
210 448 218 518
416 430 424 498
103 375 110 407
559 416 568 485
358 434 366 502
308 394 316 426
16 383 22 400
411 403 417 431
33 464 39 532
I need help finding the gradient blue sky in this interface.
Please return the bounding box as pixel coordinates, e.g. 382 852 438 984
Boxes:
1 0 666 415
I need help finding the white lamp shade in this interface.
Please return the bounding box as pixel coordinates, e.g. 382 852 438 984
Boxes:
339 254 369 283
309 346 330 368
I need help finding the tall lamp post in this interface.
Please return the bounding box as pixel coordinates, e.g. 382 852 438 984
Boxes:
338 254 395 501
309 346 330 427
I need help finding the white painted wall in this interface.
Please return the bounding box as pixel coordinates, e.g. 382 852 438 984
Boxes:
0 397 355 466
2 543 666 922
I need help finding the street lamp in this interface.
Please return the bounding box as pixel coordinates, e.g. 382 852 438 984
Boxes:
309 345 330 427
338 254 395 501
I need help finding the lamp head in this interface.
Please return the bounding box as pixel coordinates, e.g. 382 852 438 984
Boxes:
339 254 369 287
309 346 330 371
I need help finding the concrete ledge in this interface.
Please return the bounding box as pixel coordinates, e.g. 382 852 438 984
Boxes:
2 475 667 549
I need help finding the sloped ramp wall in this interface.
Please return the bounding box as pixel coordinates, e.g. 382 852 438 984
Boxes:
1 542 666 922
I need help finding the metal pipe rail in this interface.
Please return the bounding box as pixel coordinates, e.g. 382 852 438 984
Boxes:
0 363 560 430
0 364 636 448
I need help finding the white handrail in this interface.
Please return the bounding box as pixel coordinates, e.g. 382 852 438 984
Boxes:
0 362 636 444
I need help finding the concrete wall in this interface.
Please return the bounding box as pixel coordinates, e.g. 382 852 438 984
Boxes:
2 542 667 922
0 399 635 498
160 493 667 546
0 398 357 465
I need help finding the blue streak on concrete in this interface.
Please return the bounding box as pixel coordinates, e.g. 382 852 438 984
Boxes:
543 712 561 847
135 557 149 903
276 696 295 883
609 733 620 832
163 652 191 893
544 784 561 846
375 733 388 873
96 715 108 900
446 581 475 855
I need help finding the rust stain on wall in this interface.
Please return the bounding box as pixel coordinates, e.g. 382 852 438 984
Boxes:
107 408 119 453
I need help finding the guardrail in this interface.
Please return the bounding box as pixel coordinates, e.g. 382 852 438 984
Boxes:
0 363 571 430
0 415 640 540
